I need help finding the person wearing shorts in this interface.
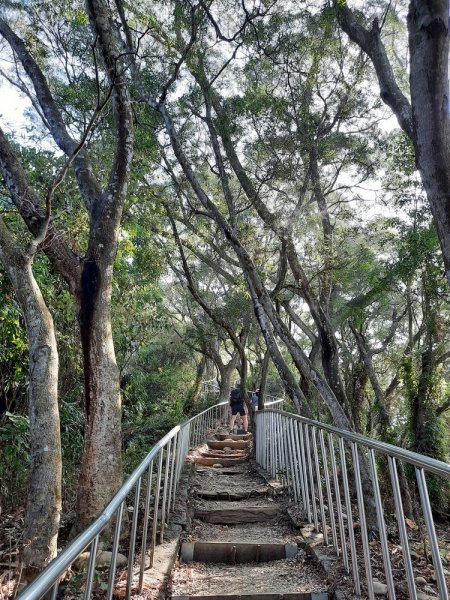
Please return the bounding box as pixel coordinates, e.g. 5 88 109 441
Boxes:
229 382 248 433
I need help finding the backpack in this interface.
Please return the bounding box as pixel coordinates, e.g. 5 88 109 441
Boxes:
230 388 242 403
251 392 258 406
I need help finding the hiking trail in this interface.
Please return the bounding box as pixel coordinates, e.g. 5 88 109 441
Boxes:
168 430 330 600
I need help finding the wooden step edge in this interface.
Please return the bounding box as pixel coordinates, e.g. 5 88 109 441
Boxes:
207 441 252 450
194 506 280 524
200 451 249 459
171 594 329 600
180 542 298 563
217 433 253 441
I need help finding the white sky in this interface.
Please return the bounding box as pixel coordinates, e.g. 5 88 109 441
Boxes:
0 80 32 140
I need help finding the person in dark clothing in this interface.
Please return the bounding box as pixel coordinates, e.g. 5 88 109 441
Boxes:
251 387 260 412
229 382 248 433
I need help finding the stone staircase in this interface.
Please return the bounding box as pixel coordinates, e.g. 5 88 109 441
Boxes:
168 432 330 600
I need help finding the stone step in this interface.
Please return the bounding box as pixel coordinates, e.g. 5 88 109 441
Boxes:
196 487 269 501
207 439 251 451
180 542 298 564
195 506 280 524
195 466 247 475
193 456 247 467
217 433 253 441
200 450 248 459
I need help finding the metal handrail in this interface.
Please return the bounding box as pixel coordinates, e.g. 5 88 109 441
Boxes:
255 409 450 600
18 401 227 600
17 398 285 600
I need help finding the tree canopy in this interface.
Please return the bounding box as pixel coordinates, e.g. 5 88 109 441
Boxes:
0 0 449 577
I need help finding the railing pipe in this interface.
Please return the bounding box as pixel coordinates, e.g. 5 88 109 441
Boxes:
415 467 449 600
138 461 153 592
126 476 142 598
319 429 338 553
351 442 374 600
305 424 319 532
338 436 360 595
254 409 450 599
298 422 311 521
368 449 396 599
107 502 124 600
388 456 417 600
160 439 172 543
168 432 178 512
83 535 99 600
328 433 348 571
312 427 328 545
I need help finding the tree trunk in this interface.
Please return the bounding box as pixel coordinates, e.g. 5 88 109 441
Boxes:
412 345 434 455
75 241 124 530
408 2 450 285
258 349 270 410
218 357 237 405
186 355 207 413
0 0 133 532
337 1 450 287
0 220 61 578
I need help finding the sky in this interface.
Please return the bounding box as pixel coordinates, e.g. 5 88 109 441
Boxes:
0 79 31 139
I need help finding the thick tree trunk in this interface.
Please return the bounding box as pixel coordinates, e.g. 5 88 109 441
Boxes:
22 273 61 578
0 0 133 533
412 346 434 455
347 361 368 434
337 1 450 287
0 222 61 577
76 274 122 529
75 213 125 529
408 2 450 285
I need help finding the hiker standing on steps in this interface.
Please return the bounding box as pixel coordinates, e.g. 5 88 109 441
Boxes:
229 382 248 433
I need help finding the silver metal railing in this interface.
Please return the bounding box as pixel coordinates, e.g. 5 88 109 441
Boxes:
255 409 450 600
17 402 229 600
17 398 285 600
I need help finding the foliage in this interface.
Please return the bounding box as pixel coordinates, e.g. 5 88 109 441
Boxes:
1 0 450 534
0 411 29 505
122 331 196 473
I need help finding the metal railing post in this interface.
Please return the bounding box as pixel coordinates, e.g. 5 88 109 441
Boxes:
339 436 360 595
126 477 142 599
312 427 328 545
328 433 348 571
415 467 448 600
319 429 338 553
305 424 319 532
368 449 395 599
388 456 417 600
351 442 374 599
138 461 153 593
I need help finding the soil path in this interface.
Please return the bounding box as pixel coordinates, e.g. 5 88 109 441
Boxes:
168 433 329 599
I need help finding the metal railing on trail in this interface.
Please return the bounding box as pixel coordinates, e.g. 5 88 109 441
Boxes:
255 409 450 600
17 397 284 600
